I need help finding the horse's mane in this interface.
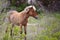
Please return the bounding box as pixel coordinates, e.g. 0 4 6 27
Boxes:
24 5 36 11
19 5 36 14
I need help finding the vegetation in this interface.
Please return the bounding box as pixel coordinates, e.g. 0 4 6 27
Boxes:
2 24 26 40
0 0 60 40
35 12 60 40
1 11 60 40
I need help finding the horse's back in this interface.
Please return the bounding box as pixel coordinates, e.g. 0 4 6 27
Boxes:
9 11 25 25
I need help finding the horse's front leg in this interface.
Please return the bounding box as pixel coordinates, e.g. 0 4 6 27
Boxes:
20 24 22 34
24 25 27 35
24 25 27 40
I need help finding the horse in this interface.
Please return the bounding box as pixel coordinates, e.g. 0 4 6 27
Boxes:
6 5 38 40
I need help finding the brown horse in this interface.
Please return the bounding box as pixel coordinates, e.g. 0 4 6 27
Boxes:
6 5 38 40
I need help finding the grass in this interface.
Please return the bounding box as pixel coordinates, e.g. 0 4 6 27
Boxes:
28 17 38 23
0 11 60 40
0 12 7 25
35 12 60 40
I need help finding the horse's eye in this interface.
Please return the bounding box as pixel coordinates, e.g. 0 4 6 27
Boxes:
32 10 34 12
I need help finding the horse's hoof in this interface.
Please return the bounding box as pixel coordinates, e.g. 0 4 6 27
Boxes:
20 31 22 34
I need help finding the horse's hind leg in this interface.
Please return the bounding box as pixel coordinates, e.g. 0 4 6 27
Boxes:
5 27 8 33
10 24 14 36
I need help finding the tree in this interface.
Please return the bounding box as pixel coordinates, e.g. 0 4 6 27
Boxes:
37 0 60 12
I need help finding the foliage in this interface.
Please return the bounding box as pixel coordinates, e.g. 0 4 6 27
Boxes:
35 13 60 40
53 12 60 20
52 32 60 39
10 3 29 12
0 13 6 25
1 12 60 40
0 1 60 40
16 3 29 12
3 24 26 40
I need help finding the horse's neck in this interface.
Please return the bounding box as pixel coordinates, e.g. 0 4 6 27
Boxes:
19 11 29 20
23 13 29 20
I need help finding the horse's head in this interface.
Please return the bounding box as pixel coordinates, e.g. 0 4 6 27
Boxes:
25 5 38 19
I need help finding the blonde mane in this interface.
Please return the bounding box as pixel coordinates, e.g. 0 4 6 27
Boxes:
23 5 36 13
24 5 36 11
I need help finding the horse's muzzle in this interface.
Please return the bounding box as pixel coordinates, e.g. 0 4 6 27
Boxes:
35 15 38 19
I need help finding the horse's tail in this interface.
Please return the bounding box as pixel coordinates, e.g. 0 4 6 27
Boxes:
7 10 15 17
3 11 11 23
3 10 17 23
6 11 13 23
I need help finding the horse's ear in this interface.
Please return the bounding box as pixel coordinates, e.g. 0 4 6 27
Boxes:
25 9 29 13
26 7 33 14
26 9 29 11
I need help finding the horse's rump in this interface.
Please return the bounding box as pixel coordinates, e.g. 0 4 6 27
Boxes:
6 11 17 23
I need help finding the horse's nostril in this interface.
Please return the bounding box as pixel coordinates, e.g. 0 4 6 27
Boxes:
35 17 38 19
35 16 38 19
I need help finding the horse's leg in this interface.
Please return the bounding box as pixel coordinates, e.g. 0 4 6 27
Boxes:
20 24 22 34
24 25 27 40
5 27 8 33
24 26 27 35
10 24 14 36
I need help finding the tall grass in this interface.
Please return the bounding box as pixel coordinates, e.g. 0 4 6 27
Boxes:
35 12 60 40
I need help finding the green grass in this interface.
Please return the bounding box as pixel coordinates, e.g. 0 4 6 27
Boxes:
28 17 38 23
0 13 7 25
35 12 60 40
0 10 60 40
